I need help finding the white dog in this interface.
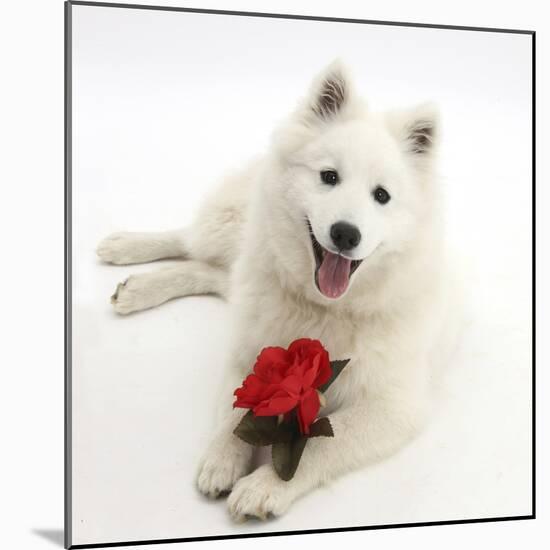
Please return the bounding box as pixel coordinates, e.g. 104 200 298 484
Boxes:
97 61 458 521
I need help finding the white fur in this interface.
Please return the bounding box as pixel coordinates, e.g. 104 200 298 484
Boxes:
97 61 459 521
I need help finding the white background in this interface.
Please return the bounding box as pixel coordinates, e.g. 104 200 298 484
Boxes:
69 3 533 547
0 1 547 550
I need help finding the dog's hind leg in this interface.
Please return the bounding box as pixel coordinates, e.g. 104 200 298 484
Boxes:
110 261 228 314
97 230 188 265
97 159 259 268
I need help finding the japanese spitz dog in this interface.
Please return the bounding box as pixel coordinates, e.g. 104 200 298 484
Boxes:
97 61 459 521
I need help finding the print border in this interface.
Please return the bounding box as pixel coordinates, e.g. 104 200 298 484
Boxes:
64 2 536 547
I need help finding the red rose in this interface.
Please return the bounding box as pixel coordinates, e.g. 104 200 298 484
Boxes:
233 339 331 435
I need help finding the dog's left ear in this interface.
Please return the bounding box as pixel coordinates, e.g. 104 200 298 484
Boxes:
386 103 439 157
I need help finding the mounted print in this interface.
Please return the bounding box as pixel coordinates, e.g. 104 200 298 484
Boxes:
65 1 535 548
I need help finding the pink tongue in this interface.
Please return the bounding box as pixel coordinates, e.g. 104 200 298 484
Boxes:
317 251 352 299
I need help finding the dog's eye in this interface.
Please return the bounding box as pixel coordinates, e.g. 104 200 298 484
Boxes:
373 186 391 205
320 170 339 185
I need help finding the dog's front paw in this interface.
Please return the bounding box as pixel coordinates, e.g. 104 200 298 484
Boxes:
197 440 253 499
97 232 143 265
227 464 294 522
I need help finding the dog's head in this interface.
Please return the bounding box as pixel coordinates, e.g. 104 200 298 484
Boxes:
262 60 440 304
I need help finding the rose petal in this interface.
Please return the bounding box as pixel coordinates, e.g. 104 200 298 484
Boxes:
279 374 302 396
234 339 331 417
288 339 330 386
290 338 324 360
254 347 290 383
302 356 320 388
253 392 299 416
233 373 283 409
312 350 331 388
234 374 263 394
297 388 321 435
288 356 305 378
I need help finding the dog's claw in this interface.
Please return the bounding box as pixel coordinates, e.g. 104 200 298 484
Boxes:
110 279 128 304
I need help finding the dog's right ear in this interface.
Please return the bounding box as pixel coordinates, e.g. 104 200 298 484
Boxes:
303 60 354 124
272 61 356 154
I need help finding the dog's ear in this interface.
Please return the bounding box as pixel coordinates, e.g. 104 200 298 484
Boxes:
304 60 353 123
386 103 439 157
272 61 356 154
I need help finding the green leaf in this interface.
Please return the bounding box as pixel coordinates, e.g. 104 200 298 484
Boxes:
233 410 278 446
233 410 293 446
318 359 350 393
308 417 334 438
272 434 308 481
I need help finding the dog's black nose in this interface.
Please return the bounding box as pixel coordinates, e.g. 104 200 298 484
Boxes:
330 222 361 251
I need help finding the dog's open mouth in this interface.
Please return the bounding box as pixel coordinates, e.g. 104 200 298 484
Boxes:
307 221 363 299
